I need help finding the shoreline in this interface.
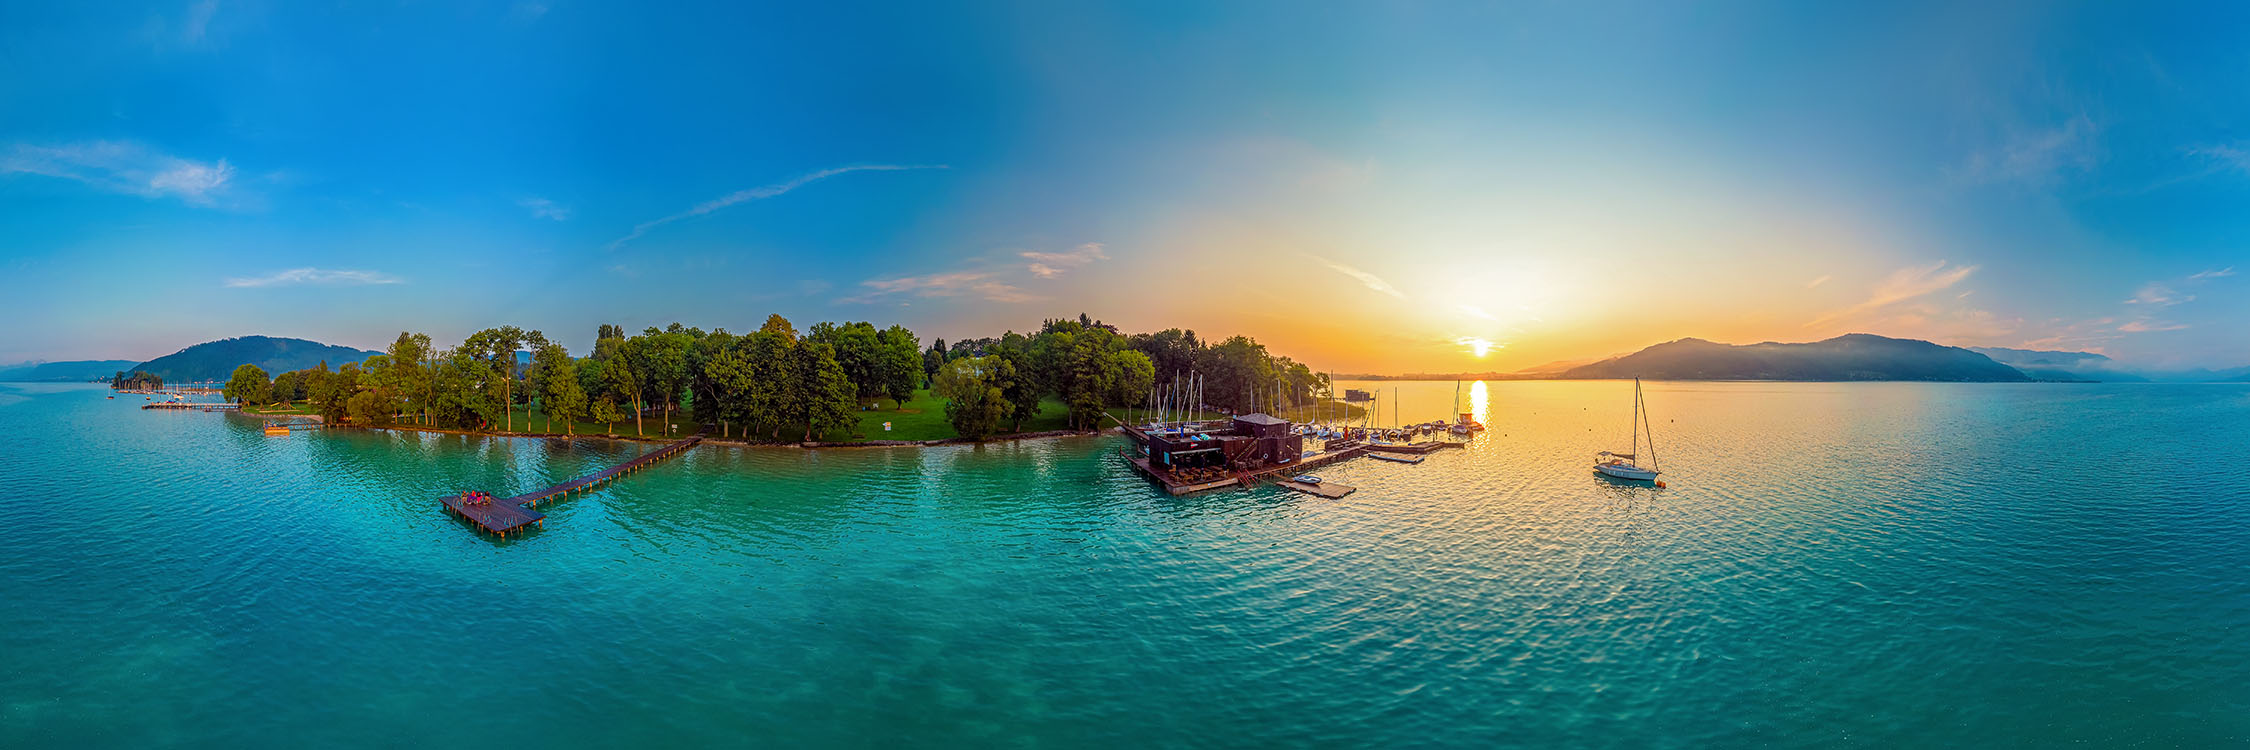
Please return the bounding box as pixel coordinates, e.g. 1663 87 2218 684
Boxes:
244 414 1110 450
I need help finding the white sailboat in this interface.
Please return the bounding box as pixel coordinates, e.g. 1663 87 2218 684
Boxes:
1595 378 1662 481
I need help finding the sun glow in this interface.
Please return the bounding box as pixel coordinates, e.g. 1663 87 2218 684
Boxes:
1457 337 1497 357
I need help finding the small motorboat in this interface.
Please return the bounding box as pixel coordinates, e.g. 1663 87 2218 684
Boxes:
1369 452 1423 464
1293 475 1322 485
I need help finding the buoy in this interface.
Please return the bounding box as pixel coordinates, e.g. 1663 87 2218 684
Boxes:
1655 481 1667 488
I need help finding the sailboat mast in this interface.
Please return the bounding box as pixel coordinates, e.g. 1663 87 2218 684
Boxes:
1630 378 1640 460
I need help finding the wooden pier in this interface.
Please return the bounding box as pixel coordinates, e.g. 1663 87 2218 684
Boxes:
441 434 703 537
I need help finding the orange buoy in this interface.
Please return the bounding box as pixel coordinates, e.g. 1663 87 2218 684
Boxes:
1655 481 1667 488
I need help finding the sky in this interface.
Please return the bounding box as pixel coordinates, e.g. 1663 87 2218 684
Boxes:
4 1 2248 373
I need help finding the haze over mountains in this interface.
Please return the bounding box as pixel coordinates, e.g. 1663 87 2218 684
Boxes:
4 332 2242 384
1558 334 2031 381
0 336 381 383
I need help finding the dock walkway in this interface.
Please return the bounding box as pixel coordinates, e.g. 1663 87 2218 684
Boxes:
441 433 702 537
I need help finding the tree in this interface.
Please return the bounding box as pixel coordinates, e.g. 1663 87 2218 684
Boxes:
223 364 270 406
530 341 584 433
309 363 360 423
269 370 305 404
462 326 532 431
386 332 434 425
604 339 646 436
634 327 692 436
346 389 394 427
934 356 1013 441
591 396 623 434
876 324 922 406
790 340 857 441
923 338 948 385
1109 349 1155 408
703 345 755 438
544 361 587 435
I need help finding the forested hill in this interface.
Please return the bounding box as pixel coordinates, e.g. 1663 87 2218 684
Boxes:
0 360 140 382
1560 334 2032 381
133 336 379 382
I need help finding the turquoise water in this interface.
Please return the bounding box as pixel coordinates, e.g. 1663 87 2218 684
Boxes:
3 381 2247 746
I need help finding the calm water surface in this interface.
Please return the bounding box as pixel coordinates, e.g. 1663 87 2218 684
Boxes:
3 381 2247 747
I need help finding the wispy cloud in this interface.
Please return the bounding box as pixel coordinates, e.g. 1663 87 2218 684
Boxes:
1313 256 1404 298
518 196 570 220
1811 260 1978 326
841 271 1039 304
182 0 219 43
1021 242 1108 278
1806 275 1832 289
3 141 240 206
508 1 550 22
607 163 946 250
2189 266 2236 280
2124 282 2191 307
1459 304 1496 321
1949 115 2099 186
2118 320 2190 333
224 268 402 288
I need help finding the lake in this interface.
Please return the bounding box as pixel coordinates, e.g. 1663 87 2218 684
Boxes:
3 380 2247 747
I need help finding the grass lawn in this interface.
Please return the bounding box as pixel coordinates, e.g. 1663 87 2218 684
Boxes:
243 402 317 416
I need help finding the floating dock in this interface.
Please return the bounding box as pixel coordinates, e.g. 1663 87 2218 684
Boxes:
142 402 241 411
1364 440 1464 455
1274 479 1356 498
441 434 702 537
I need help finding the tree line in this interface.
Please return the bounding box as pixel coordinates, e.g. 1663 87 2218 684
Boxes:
110 370 165 390
220 312 1328 443
927 314 1327 440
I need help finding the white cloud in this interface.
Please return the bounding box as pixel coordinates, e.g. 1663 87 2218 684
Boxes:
1811 260 1978 326
183 0 219 43
1459 304 1496 321
1313 256 1404 298
2118 320 2190 333
2124 282 2191 307
3 141 240 205
1950 115 2099 186
842 270 1039 304
1021 242 1108 278
224 268 402 288
1806 275 1832 289
608 163 946 250
2189 266 2235 280
518 196 570 220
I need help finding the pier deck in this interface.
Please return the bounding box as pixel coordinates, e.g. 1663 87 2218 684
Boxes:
1274 479 1356 498
441 434 702 536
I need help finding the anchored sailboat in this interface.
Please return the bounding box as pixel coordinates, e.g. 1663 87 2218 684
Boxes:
1595 378 1661 481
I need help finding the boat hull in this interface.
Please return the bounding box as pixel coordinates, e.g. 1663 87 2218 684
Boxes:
1595 463 1659 481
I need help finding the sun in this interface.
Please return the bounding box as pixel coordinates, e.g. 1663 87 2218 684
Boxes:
1457 337 1496 358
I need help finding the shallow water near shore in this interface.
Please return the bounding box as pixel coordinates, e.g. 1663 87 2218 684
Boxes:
4 380 2248 746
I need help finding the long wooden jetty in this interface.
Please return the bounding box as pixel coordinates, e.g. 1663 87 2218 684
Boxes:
441 434 702 537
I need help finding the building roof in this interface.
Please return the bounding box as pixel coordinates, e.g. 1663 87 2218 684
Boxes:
1234 412 1288 426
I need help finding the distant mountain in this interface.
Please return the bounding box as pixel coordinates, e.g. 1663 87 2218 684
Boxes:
0 359 141 382
132 336 380 383
1561 334 2031 382
1968 347 2140 382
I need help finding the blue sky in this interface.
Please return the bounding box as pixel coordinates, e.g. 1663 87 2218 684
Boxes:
3 1 2247 371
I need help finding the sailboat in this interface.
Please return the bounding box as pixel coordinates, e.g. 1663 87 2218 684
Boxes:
1595 378 1661 481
